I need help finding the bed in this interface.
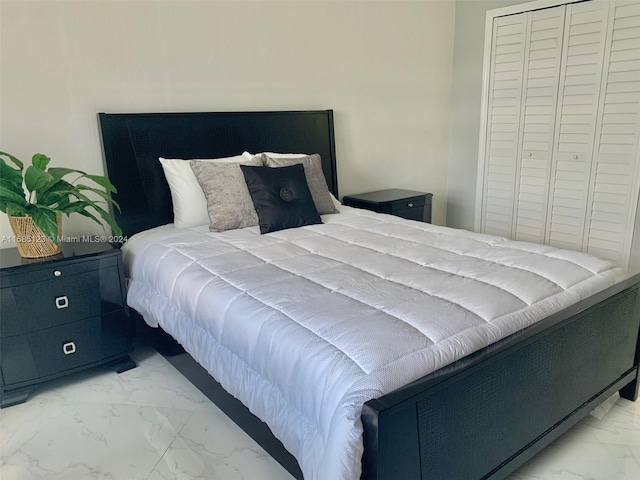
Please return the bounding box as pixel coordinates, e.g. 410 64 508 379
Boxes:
98 110 640 480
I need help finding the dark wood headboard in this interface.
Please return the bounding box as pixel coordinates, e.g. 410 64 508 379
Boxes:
98 110 337 238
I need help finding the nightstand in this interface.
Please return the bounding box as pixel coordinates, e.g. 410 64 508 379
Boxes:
342 189 433 223
0 241 135 407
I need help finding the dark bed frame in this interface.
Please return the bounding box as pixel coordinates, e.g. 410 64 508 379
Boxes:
99 110 640 480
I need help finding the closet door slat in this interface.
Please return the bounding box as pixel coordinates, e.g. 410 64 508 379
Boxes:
481 15 528 237
545 0 611 251
514 6 566 243
585 0 640 265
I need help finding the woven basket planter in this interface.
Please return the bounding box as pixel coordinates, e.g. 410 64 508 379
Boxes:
9 215 62 258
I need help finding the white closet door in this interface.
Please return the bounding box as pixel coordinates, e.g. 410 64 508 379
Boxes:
481 15 528 237
513 6 566 243
584 0 640 265
545 0 611 251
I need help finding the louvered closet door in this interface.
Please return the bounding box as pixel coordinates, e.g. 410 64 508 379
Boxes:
584 0 640 265
513 7 566 243
480 15 527 237
545 0 611 251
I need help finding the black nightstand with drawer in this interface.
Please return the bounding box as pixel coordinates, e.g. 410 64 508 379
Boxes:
342 189 433 223
0 242 135 407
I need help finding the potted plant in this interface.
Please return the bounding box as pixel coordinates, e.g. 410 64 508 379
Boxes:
0 151 121 258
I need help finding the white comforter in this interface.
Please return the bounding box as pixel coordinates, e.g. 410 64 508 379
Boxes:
122 205 624 480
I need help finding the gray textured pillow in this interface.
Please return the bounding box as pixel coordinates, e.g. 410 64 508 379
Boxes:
190 157 263 231
262 154 338 215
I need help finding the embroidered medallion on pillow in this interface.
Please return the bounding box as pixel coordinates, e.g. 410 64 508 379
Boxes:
261 154 338 215
240 164 322 234
190 156 263 232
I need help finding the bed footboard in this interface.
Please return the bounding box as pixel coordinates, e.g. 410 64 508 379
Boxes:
361 274 640 480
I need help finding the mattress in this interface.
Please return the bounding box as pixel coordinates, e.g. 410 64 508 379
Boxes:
122 205 625 480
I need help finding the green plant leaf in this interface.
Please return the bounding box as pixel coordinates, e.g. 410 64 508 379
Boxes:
36 179 74 205
52 195 72 211
46 168 117 194
42 189 84 210
32 153 51 171
84 174 117 193
0 184 29 213
47 167 86 181
0 151 24 170
75 184 121 211
0 158 27 213
3 204 29 217
87 203 122 237
0 157 24 190
63 189 121 236
76 207 102 225
76 205 122 237
30 207 60 245
63 200 92 213
0 199 29 217
39 192 68 209
0 174 26 199
65 189 92 203
25 165 54 194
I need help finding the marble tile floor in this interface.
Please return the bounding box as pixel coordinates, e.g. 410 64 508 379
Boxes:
1 342 639 480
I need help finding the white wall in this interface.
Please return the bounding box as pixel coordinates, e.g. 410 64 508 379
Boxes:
0 0 456 246
446 0 535 230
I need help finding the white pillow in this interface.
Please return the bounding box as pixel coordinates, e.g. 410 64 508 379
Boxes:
160 152 254 228
330 193 342 209
253 152 307 159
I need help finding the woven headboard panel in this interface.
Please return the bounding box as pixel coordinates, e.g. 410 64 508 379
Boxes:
98 110 337 238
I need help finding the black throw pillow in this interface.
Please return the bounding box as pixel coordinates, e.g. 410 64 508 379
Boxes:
240 163 322 234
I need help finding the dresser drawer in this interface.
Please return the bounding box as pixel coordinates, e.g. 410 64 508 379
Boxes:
1 266 124 337
342 190 433 224
1 311 130 385
391 196 426 221
1 253 119 287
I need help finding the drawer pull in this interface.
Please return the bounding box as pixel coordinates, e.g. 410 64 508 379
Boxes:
54 270 62 277
62 342 76 355
407 203 414 208
55 296 69 309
